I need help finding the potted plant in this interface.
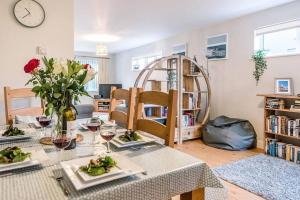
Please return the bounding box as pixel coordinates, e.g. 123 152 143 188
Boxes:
24 57 96 140
252 50 267 85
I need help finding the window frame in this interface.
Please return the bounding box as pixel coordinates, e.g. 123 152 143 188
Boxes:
254 19 300 58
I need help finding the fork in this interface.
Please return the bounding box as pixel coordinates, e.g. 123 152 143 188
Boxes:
55 176 70 196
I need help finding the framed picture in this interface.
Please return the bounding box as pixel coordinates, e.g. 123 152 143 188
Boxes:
206 33 228 60
172 43 187 56
274 78 293 95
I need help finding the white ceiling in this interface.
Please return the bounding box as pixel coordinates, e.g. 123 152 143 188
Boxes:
74 0 295 54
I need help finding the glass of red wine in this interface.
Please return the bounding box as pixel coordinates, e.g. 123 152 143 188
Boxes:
100 124 116 153
36 116 52 137
51 131 72 162
86 118 101 144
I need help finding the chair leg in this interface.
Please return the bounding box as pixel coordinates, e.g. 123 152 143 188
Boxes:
180 188 205 200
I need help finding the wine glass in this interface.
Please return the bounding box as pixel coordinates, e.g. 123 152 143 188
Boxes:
51 131 72 162
100 124 117 153
36 116 52 137
86 118 101 144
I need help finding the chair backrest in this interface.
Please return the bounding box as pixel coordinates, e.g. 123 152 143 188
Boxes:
109 87 136 130
4 87 44 124
134 88 178 147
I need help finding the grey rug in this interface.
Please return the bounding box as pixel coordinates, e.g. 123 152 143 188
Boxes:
213 154 300 200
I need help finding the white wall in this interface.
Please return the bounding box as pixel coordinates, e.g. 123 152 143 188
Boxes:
112 1 300 148
0 0 74 123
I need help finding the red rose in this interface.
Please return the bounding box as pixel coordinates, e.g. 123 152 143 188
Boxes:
24 58 40 73
83 64 90 69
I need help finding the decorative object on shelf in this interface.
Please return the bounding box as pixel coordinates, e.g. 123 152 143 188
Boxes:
252 50 267 85
134 55 211 144
14 0 46 28
24 57 96 148
290 99 300 111
274 78 293 95
279 99 285 110
206 33 228 60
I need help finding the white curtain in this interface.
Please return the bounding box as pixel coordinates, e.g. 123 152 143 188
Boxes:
99 58 109 84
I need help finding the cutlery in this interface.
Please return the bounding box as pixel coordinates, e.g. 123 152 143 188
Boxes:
55 176 70 196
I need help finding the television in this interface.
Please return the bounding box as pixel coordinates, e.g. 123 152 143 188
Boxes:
99 84 122 99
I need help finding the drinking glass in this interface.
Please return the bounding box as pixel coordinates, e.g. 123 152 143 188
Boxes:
51 130 72 162
36 116 52 137
86 118 101 144
100 124 116 153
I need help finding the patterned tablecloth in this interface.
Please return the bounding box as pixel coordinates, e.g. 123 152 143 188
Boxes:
0 128 225 200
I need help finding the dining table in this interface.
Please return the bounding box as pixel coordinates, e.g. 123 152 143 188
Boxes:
0 123 225 200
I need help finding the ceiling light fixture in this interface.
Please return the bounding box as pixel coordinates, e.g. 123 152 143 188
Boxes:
84 34 119 43
96 44 108 56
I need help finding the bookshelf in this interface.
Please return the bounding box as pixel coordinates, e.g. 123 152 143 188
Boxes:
134 55 211 144
258 94 300 163
94 99 111 112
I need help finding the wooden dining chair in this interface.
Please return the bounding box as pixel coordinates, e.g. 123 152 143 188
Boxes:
4 86 44 124
109 87 136 130
134 88 178 147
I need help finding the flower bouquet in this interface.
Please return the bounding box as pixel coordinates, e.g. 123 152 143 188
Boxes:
24 57 96 136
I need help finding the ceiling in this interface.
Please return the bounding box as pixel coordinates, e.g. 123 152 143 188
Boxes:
74 0 295 54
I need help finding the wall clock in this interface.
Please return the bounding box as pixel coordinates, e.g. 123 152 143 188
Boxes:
13 0 45 28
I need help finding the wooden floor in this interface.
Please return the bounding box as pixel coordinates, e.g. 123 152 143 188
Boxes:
174 140 265 200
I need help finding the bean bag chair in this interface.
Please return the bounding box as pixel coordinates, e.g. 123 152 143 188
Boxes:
202 116 256 151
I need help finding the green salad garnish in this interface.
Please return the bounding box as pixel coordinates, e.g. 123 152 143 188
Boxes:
2 125 25 137
119 130 142 142
80 156 117 176
0 146 31 164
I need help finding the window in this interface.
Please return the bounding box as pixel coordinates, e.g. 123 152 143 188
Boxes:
131 53 162 71
254 20 300 57
75 56 99 91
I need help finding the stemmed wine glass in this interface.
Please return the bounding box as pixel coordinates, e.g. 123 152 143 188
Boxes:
36 116 52 137
86 118 101 144
51 130 72 162
100 124 117 153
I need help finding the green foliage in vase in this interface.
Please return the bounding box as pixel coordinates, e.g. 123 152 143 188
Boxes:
24 57 96 130
252 50 267 85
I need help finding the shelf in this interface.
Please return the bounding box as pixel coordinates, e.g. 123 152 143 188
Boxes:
182 124 202 129
257 94 300 100
154 68 176 71
145 116 167 120
265 131 300 140
182 108 201 111
183 91 208 94
184 74 203 77
265 108 300 114
148 80 177 82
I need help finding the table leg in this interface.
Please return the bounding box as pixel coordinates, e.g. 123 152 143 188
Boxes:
180 188 205 200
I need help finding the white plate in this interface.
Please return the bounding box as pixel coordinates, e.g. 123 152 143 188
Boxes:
111 132 156 148
79 121 115 131
0 148 42 173
72 162 123 183
113 132 146 145
0 157 31 169
0 128 34 143
61 153 145 191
